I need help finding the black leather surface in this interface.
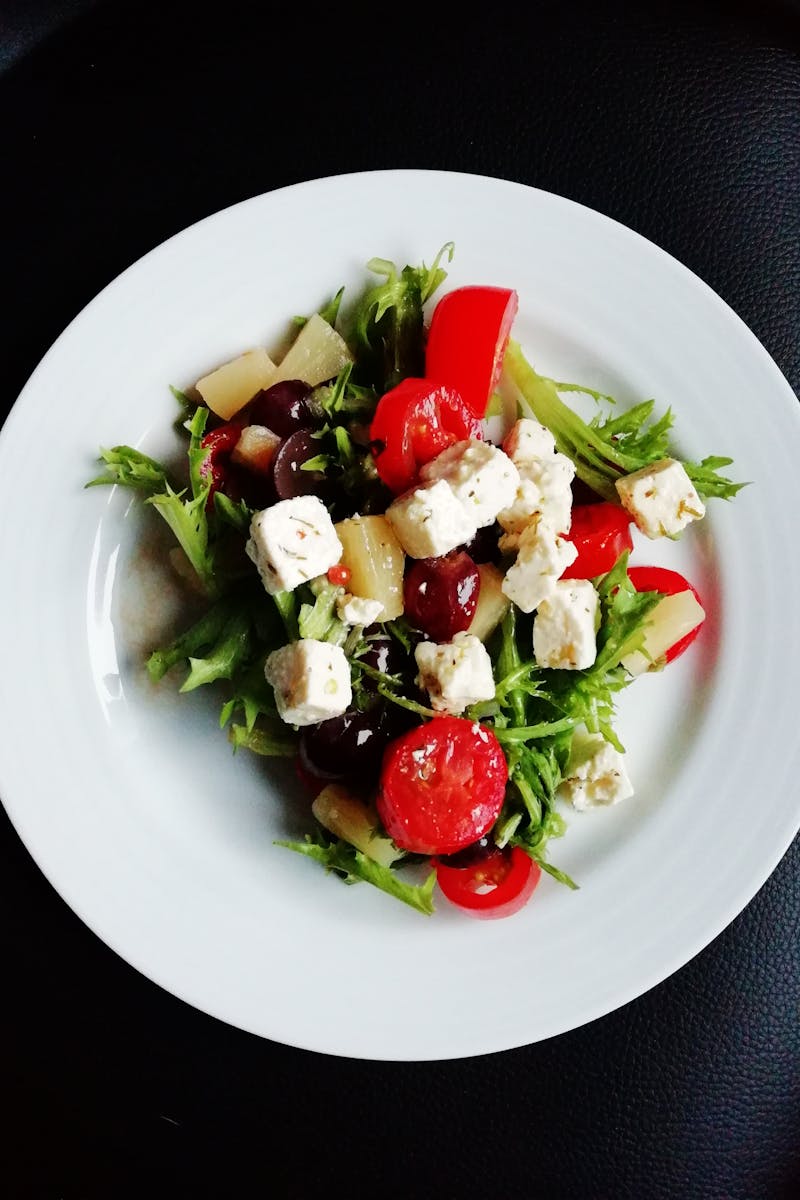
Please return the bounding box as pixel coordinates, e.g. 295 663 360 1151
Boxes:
2 2 799 1197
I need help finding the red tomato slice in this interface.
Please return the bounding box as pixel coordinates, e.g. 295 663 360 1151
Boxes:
369 378 482 494
376 715 508 856
434 843 541 919
561 501 634 579
627 565 703 663
425 285 519 418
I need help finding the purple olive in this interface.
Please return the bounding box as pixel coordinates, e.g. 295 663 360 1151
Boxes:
298 705 395 784
459 522 501 563
246 380 314 438
270 429 330 500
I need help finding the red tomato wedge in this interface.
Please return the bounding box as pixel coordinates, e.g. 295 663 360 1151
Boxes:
369 378 482 494
627 566 704 664
377 715 508 856
434 843 541 919
561 501 634 579
425 285 519 418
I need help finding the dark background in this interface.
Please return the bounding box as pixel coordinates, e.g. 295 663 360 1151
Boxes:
2 2 799 1197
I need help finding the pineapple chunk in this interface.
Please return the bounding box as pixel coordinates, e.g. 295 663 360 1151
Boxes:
334 515 405 621
312 784 402 867
467 563 511 642
195 347 277 420
621 589 705 675
272 313 353 387
231 424 281 473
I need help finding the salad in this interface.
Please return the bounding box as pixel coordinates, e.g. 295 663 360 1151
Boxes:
86 244 744 919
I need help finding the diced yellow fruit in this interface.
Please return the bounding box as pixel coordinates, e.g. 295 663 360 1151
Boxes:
231 424 281 473
621 589 705 675
312 784 402 867
334 515 405 621
195 348 277 420
272 313 354 387
467 563 511 642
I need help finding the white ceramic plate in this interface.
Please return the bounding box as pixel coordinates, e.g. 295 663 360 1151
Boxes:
1 170 799 1062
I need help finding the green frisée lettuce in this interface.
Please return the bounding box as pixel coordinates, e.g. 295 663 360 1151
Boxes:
464 553 661 884
87 409 223 596
86 445 172 492
276 831 437 915
297 579 347 644
347 243 453 393
503 339 746 504
228 721 298 757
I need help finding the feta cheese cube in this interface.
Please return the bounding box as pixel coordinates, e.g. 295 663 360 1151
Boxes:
336 592 384 627
385 479 476 559
557 729 634 810
497 451 575 547
502 417 557 463
264 638 352 726
615 457 705 539
497 476 548 547
501 523 578 614
532 579 599 669
418 439 520 529
246 495 342 595
497 418 576 549
414 632 496 714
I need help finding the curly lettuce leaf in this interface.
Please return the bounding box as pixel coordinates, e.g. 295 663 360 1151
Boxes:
220 657 281 731
482 553 662 881
228 721 297 757
503 339 745 503
146 485 215 594
297 580 346 644
179 607 252 693
347 244 454 393
147 596 238 682
277 832 437 915
86 406 218 595
85 445 172 492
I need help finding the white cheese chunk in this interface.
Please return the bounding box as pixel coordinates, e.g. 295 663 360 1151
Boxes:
532 579 599 669
385 479 476 559
418 438 520 530
615 457 705 539
557 729 634 811
497 453 575 548
336 593 384 627
501 522 578 614
264 638 352 726
502 417 558 463
414 632 496 714
246 495 342 595
497 476 549 547
497 419 576 549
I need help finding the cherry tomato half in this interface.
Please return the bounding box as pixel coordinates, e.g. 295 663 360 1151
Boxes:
561 501 634 579
627 565 703 663
434 843 541 919
425 285 519 418
369 378 482 494
377 715 508 856
199 421 242 508
199 419 278 510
